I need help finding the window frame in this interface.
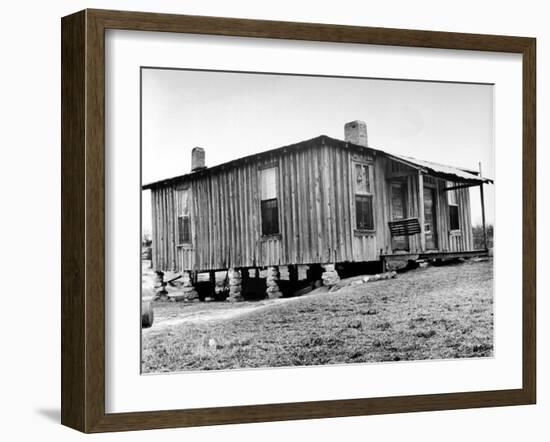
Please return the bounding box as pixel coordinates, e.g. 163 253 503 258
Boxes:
352 160 376 234
449 204 460 232
176 186 192 246
446 181 461 233
259 163 281 238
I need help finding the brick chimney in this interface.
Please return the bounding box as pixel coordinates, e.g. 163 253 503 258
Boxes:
191 147 206 172
344 120 368 147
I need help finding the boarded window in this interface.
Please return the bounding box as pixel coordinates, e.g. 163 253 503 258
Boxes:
177 188 191 244
354 163 375 230
260 166 279 235
447 182 460 231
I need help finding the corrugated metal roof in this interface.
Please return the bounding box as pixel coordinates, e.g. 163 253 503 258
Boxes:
142 135 493 189
385 153 493 184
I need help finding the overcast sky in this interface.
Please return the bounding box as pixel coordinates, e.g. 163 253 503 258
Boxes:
142 68 494 235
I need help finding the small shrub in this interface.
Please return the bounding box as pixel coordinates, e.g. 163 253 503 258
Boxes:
473 343 492 353
376 321 391 331
416 330 436 339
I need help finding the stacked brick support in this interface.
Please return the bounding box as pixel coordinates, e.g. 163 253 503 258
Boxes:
228 268 244 302
321 263 340 287
266 266 283 299
181 271 199 302
153 271 168 301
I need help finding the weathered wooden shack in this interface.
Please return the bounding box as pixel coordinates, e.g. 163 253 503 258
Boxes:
143 120 492 300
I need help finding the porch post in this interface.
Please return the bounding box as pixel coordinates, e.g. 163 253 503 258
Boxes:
479 162 488 251
417 170 426 251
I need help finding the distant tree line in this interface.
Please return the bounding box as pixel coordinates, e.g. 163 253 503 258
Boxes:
142 233 152 260
142 233 152 247
472 224 494 250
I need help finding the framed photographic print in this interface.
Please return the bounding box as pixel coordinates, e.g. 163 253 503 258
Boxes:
61 9 536 433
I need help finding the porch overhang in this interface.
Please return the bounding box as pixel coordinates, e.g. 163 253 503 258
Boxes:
385 152 493 186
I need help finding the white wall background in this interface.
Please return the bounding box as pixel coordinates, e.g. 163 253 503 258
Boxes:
0 0 546 440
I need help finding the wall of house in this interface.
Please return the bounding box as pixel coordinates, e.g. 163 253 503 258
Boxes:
151 140 387 272
150 185 179 271
150 143 476 273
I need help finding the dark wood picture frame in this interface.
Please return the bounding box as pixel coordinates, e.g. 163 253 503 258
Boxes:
61 9 536 433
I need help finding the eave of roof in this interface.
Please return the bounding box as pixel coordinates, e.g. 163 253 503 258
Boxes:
142 135 493 190
386 153 494 185
142 135 335 189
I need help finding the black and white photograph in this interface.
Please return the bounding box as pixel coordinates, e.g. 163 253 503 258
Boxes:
140 68 494 374
2 0 544 438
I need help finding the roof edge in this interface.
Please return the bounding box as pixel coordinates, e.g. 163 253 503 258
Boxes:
142 135 492 189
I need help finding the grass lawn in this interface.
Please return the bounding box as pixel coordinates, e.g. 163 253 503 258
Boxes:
142 259 493 373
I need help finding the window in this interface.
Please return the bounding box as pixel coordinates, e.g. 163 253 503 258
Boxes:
449 205 459 231
177 188 191 244
260 166 279 236
354 163 374 230
356 194 374 230
447 182 460 231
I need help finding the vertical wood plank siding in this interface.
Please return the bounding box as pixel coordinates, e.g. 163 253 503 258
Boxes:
150 143 477 272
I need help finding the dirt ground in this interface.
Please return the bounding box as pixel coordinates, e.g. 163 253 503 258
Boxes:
142 259 493 373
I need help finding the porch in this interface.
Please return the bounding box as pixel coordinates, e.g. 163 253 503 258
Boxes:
380 249 490 272
384 154 493 257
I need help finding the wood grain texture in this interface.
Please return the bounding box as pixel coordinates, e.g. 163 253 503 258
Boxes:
61 8 537 433
522 37 536 404
61 10 86 431
151 141 372 271
150 141 477 273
